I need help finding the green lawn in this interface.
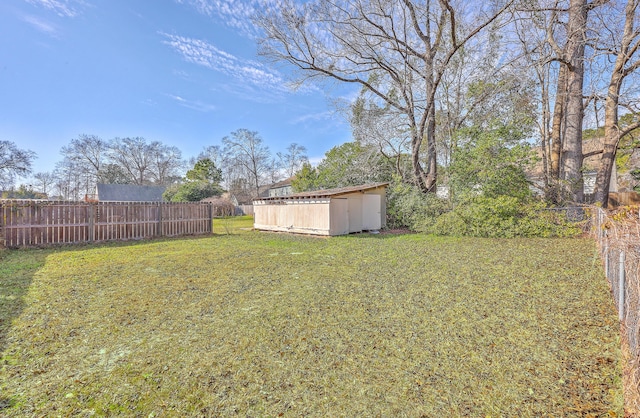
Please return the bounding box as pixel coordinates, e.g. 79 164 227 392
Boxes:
0 231 622 416
212 215 254 235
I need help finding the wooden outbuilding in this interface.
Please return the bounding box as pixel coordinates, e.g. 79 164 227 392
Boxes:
253 183 388 236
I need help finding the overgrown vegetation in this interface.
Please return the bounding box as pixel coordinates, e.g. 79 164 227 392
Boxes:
163 158 224 202
0 234 622 416
385 180 581 237
425 197 582 238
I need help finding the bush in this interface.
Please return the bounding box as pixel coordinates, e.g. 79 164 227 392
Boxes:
163 181 223 202
424 196 581 238
386 179 449 230
205 197 236 217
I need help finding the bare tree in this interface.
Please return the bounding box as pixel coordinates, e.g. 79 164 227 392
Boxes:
222 129 272 197
108 137 183 186
351 96 411 179
32 171 56 196
256 0 515 193
59 134 109 197
277 143 309 178
149 143 184 185
109 137 154 185
0 140 36 189
592 0 640 206
52 159 89 200
60 134 108 178
195 145 225 169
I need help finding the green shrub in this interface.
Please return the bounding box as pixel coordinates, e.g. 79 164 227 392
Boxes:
424 196 581 238
163 181 223 202
386 179 449 230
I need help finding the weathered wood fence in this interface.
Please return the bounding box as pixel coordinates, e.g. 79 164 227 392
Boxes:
0 200 214 248
608 192 640 207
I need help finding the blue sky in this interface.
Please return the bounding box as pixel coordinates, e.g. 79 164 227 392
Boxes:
1 0 356 175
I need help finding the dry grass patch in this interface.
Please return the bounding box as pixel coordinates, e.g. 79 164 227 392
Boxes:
0 233 623 416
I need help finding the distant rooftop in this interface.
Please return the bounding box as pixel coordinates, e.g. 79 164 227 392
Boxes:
97 184 166 202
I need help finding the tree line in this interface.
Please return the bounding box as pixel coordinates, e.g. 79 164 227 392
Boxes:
1 130 309 202
256 0 640 207
5 0 640 213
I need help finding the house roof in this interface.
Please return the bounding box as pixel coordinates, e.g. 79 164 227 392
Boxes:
254 182 389 202
269 177 295 189
97 184 166 202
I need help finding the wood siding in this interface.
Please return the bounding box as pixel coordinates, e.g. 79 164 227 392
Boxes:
254 185 387 236
0 200 213 248
254 199 331 235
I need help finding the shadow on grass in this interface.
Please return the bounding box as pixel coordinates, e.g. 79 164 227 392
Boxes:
338 230 419 239
0 247 54 409
0 248 53 353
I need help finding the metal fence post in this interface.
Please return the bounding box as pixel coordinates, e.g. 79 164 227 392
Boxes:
619 251 626 321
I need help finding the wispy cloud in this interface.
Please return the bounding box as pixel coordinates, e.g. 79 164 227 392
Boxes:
167 94 217 112
289 110 335 125
22 14 59 37
25 0 87 17
174 0 282 37
161 33 290 99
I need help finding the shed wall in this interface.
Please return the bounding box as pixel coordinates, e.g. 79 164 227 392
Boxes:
254 184 387 236
254 200 331 235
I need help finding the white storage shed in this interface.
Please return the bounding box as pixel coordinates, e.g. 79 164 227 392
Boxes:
253 183 388 236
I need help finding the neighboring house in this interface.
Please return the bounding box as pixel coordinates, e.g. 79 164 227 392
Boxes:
266 177 294 198
229 189 258 206
93 184 167 202
253 182 388 236
528 137 621 196
230 179 295 214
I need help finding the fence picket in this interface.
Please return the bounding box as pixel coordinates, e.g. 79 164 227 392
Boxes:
0 200 214 248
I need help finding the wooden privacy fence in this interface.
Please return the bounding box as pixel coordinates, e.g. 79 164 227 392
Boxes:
609 192 640 207
0 200 214 248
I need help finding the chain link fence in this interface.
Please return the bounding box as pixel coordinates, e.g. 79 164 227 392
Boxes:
591 206 640 412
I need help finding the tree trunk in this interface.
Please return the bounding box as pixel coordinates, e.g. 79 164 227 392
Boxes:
593 65 623 207
424 103 437 192
560 0 587 203
593 0 638 207
550 63 567 180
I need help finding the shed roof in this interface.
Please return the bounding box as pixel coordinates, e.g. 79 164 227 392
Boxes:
97 184 166 202
254 182 389 202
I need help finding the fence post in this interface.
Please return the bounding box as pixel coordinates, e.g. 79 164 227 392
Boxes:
157 202 163 237
88 203 95 242
209 203 213 233
619 251 626 321
0 202 4 247
604 244 609 279
597 209 602 240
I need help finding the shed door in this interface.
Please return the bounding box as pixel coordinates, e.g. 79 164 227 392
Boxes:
348 196 363 233
362 194 382 230
330 198 349 235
